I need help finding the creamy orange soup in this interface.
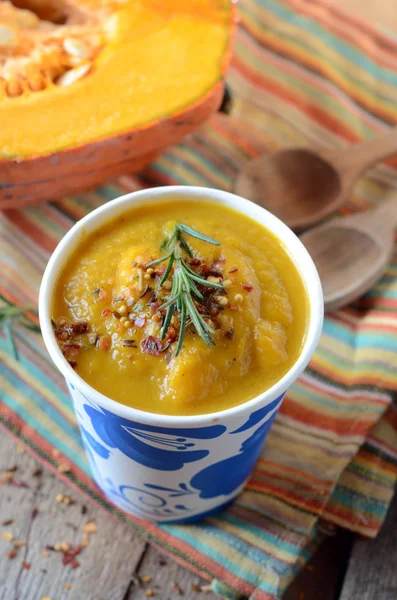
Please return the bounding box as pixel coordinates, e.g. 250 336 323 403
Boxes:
53 200 308 415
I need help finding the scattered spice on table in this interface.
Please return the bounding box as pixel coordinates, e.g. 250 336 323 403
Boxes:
171 582 184 594
58 462 71 474
22 562 30 570
83 520 97 533
2 531 14 542
145 590 155 597
141 575 152 583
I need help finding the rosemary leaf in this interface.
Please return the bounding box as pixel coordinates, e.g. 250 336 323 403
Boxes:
153 223 221 353
159 255 175 286
175 301 187 356
3 318 19 361
178 224 220 246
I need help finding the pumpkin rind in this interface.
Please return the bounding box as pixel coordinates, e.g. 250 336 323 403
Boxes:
0 0 236 208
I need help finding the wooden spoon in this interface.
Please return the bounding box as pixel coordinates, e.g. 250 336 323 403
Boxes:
300 197 397 312
235 129 397 231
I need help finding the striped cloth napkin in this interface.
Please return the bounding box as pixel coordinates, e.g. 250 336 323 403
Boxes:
1 1 397 598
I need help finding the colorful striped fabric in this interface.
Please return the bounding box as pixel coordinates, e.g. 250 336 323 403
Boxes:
1 0 397 598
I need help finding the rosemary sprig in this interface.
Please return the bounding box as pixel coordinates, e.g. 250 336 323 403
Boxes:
146 223 223 356
0 293 40 360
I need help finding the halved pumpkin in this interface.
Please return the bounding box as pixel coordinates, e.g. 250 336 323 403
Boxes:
0 0 236 207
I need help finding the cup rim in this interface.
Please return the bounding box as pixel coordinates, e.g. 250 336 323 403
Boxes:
39 185 323 425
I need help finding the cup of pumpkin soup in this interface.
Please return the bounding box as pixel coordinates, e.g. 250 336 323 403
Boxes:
39 186 323 522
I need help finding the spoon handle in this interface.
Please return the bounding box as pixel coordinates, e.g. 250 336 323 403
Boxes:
376 196 397 227
331 128 397 182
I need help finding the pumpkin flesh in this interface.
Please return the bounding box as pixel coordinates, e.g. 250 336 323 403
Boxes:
0 0 232 157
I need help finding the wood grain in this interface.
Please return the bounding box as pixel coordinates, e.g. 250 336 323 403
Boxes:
1 430 391 600
340 493 397 600
0 433 218 600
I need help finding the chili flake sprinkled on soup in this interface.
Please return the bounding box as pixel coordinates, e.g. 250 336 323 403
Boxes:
52 200 308 415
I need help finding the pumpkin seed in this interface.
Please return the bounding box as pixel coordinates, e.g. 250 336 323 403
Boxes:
6 79 23 98
56 63 91 87
16 9 40 29
0 25 15 46
63 38 90 59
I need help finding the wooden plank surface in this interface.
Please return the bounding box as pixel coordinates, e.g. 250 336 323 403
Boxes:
0 434 218 600
340 491 397 600
3 431 394 600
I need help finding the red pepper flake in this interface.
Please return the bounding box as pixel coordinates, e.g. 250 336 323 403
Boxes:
141 336 162 357
101 308 112 317
189 258 202 266
242 283 253 292
2 519 15 526
171 582 184 594
72 321 88 334
134 314 147 328
208 268 223 278
7 549 17 559
6 479 29 488
228 267 238 273
224 327 235 340
62 545 81 566
166 325 178 342
22 562 30 570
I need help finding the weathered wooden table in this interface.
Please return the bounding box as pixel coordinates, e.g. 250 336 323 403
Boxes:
1 433 396 600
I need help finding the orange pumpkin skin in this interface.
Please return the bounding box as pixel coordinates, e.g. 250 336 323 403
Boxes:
0 3 236 209
0 81 224 209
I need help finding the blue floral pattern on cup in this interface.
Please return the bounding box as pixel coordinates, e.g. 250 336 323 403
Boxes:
70 383 285 522
83 403 226 471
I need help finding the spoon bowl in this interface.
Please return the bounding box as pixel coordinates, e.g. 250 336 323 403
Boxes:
235 149 342 230
300 196 397 311
235 128 397 231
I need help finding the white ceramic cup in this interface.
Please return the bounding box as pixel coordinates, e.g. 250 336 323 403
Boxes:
39 186 323 523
